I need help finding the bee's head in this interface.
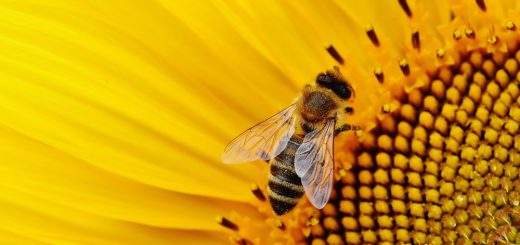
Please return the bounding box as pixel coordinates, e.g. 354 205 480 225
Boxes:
315 69 353 100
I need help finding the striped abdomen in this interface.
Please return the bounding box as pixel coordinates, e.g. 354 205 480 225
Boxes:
268 135 305 215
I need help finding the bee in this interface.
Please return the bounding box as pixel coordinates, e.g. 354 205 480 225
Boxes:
222 67 357 215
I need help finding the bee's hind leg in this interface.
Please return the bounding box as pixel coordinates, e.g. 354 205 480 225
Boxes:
334 123 360 136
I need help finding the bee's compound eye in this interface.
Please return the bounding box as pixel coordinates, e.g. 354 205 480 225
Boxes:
332 84 351 100
316 74 332 85
341 86 351 99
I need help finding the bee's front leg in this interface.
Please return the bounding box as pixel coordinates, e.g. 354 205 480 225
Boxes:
344 106 354 114
334 123 360 136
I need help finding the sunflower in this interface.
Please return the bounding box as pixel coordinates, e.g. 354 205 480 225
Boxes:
0 0 519 244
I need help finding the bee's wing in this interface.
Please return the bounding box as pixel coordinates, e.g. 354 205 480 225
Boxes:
294 118 335 209
221 104 297 163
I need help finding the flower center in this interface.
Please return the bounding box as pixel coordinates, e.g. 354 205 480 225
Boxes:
308 48 520 245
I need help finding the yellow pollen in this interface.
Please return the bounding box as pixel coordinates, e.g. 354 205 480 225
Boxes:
275 220 286 230
436 48 446 58
505 21 516 31
465 28 475 38
399 59 410 75
307 217 320 226
374 67 384 82
355 129 364 138
338 168 348 177
487 35 498 45
453 29 462 40
382 103 391 113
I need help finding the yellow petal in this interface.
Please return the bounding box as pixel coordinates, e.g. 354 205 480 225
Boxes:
0 1 271 201
0 124 265 230
0 198 229 244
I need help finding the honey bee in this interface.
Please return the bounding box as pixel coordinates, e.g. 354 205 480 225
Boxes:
222 67 357 215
